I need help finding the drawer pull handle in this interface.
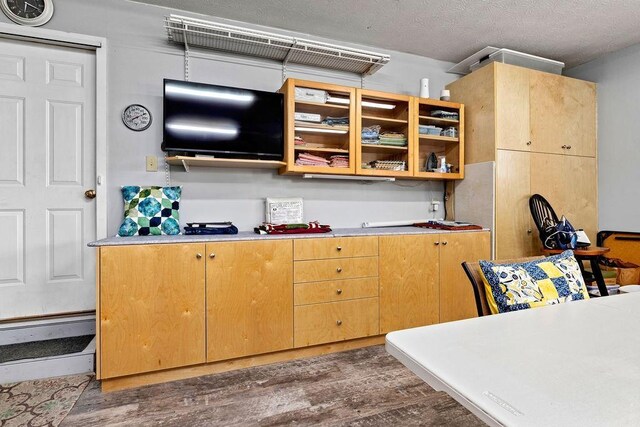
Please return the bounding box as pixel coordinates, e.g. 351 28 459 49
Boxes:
336 289 343 295
434 242 440 246
566 145 572 150
209 253 216 259
196 253 202 259
442 241 448 246
561 145 567 149
337 246 342 251
526 140 532 146
336 267 343 273
527 229 532 234
336 320 343 326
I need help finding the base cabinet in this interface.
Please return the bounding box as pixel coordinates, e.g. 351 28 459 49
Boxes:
96 230 490 388
99 244 206 379
206 240 293 362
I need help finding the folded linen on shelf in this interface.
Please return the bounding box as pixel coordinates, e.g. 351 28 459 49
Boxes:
323 116 349 126
295 152 330 166
254 220 332 235
329 155 349 168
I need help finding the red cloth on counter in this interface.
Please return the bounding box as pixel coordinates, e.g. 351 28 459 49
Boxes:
255 221 332 235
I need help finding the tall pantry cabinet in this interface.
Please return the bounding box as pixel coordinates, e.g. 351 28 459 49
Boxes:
447 62 597 259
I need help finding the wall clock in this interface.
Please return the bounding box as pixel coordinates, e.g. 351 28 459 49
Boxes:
122 104 152 132
0 0 54 26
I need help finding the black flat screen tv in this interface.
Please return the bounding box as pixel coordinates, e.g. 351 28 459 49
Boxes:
162 79 284 160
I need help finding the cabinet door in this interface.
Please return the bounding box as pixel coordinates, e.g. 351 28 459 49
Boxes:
100 244 206 378
495 64 531 152
440 232 491 323
379 235 439 333
206 240 293 362
496 150 537 258
530 71 596 157
531 153 598 243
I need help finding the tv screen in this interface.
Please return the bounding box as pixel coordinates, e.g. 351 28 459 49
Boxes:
162 79 284 160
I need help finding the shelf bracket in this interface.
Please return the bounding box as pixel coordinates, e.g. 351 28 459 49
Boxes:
361 74 365 89
183 24 190 81
282 40 297 83
180 159 190 173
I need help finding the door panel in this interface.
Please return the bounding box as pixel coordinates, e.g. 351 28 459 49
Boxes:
100 244 206 378
531 153 598 243
206 240 293 362
379 234 440 333
496 150 537 258
495 64 531 152
530 71 596 157
440 232 491 322
0 39 96 319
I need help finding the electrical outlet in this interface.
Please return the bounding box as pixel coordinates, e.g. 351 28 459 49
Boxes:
146 155 158 172
431 200 440 212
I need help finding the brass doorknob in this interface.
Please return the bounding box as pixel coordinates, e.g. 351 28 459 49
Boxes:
336 289 343 295
336 267 343 273
442 241 448 246
434 241 440 246
336 320 343 326
196 253 202 259
337 246 342 251
84 189 96 199
209 253 216 259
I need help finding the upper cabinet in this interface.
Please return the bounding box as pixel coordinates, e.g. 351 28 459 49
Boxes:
279 78 464 180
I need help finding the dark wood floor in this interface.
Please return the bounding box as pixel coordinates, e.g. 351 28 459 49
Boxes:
63 345 484 426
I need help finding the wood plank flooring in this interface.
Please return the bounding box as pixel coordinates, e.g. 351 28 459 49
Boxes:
63 345 484 426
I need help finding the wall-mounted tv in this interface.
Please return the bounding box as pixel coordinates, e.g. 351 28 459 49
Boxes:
162 79 284 160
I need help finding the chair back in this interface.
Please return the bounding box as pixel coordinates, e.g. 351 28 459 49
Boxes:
462 256 545 317
529 194 560 238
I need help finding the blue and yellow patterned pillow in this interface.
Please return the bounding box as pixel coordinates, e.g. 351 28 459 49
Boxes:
118 186 181 236
479 250 589 314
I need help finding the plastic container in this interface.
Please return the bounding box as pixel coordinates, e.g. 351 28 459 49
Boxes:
441 127 458 138
470 48 564 75
419 125 442 135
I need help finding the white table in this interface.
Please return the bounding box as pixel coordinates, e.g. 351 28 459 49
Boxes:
386 293 640 427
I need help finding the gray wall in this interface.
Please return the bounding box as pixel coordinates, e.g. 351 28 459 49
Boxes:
567 44 640 233
0 0 459 233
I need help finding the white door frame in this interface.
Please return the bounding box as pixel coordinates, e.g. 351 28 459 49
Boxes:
0 23 108 239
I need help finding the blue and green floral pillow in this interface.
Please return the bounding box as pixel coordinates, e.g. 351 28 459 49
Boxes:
118 186 181 236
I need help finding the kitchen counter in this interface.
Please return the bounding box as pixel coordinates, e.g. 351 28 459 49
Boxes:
88 226 489 247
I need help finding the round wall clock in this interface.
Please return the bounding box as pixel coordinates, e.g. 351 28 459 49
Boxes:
122 104 152 132
0 0 54 26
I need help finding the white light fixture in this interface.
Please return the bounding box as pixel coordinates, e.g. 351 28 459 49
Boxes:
303 174 395 182
362 101 396 110
295 126 348 134
165 83 255 104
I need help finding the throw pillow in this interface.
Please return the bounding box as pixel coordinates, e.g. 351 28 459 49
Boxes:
479 250 590 314
118 186 181 236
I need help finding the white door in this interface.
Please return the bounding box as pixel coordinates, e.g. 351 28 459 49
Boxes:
0 38 96 320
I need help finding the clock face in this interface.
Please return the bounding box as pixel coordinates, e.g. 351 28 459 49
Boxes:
1 0 53 26
122 104 152 132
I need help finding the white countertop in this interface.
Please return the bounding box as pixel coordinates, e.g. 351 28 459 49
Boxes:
88 226 489 247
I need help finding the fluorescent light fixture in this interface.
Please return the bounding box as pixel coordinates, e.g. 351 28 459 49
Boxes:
362 101 396 110
303 173 395 182
165 83 255 104
295 126 348 134
167 123 239 137
327 96 350 105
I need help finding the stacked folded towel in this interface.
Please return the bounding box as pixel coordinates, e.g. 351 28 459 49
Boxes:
329 155 349 168
378 131 407 146
295 152 330 166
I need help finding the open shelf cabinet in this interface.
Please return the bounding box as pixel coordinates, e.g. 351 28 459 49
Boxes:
279 79 356 175
413 98 464 180
356 89 413 177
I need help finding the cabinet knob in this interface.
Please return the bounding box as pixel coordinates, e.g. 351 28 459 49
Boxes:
336 289 343 295
561 145 567 149
527 229 533 234
442 241 448 246
566 145 572 150
336 246 342 251
209 253 216 259
336 267 343 273
526 141 532 146
434 241 440 246
336 320 343 326
196 253 202 259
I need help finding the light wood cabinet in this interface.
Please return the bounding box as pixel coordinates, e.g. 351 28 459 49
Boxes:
448 62 597 258
99 244 206 378
206 240 293 362
439 232 491 322
379 234 440 333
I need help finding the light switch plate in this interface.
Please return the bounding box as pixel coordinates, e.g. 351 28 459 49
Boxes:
146 155 158 172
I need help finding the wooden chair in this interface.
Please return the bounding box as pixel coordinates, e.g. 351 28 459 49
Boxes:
461 256 545 317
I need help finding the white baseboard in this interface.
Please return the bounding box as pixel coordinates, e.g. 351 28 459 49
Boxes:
0 314 95 345
0 337 95 384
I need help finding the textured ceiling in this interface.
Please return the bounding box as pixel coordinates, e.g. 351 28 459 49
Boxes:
131 0 640 68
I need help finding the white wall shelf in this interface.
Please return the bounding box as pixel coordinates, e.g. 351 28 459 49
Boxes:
164 15 390 76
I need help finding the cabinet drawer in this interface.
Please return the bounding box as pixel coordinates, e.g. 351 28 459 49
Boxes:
294 277 379 305
294 297 379 347
294 256 378 283
294 236 378 260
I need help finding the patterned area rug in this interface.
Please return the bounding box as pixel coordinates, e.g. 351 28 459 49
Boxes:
0 375 91 427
